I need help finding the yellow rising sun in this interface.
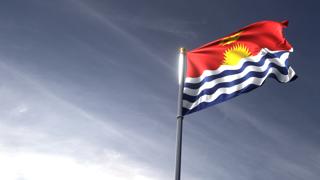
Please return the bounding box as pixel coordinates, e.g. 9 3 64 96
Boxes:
223 44 251 66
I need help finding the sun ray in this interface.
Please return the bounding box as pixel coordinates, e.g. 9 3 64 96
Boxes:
223 44 251 66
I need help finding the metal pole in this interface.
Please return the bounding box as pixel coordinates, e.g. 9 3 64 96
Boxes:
175 116 183 180
175 47 186 180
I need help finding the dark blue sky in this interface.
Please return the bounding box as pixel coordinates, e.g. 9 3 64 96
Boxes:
0 0 319 179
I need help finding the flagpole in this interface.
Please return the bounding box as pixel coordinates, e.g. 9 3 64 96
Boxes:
175 47 186 180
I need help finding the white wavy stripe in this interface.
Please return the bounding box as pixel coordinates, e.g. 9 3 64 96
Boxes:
185 48 293 84
183 54 288 96
183 67 295 110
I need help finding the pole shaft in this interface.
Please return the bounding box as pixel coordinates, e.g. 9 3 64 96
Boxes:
175 116 183 180
175 48 186 180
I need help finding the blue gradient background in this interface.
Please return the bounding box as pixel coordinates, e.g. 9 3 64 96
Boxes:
0 0 319 179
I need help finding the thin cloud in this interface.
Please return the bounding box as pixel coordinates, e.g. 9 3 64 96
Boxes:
0 60 172 179
0 148 159 180
71 0 174 71
109 15 200 39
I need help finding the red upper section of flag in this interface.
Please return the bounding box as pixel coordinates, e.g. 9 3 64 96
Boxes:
186 20 292 78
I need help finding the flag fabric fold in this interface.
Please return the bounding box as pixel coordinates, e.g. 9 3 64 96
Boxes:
182 20 296 115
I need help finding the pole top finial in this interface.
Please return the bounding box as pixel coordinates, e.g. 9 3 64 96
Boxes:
179 47 186 54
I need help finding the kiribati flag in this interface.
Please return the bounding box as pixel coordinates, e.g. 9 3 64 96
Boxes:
182 20 297 115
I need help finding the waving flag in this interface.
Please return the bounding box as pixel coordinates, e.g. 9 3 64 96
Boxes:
182 20 297 115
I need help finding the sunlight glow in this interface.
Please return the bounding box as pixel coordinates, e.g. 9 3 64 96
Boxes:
0 151 155 180
178 49 185 85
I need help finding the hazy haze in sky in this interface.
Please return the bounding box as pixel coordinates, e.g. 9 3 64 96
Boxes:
0 0 319 179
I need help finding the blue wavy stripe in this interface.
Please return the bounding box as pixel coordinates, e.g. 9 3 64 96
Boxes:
183 63 291 103
185 51 289 89
182 74 297 115
182 84 260 115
